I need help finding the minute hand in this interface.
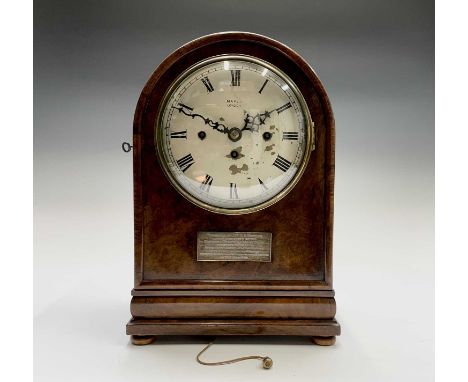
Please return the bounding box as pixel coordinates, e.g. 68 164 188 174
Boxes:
172 105 229 134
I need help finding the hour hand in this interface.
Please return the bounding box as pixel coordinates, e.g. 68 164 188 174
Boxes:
172 103 228 134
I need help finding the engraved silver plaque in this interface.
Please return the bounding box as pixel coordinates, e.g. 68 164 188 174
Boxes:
197 232 272 262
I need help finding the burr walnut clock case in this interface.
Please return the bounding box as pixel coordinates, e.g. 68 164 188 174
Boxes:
126 32 340 345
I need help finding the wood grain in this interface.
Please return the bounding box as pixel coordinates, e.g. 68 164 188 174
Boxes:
130 296 336 319
127 318 341 337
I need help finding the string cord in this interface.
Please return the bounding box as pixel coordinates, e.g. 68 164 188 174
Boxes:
196 340 273 369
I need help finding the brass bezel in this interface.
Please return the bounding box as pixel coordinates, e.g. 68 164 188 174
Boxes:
155 54 314 215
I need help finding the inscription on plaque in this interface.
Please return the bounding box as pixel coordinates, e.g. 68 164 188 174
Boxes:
197 232 272 262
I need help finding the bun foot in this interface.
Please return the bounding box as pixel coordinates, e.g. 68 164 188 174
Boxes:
131 335 156 345
312 336 336 346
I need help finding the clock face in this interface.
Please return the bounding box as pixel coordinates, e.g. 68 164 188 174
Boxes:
156 55 314 214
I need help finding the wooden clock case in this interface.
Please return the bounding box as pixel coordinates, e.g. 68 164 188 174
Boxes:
126 32 340 345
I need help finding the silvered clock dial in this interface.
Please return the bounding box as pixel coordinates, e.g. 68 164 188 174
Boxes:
156 55 314 214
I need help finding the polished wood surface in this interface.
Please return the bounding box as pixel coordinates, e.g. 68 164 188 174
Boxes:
127 318 340 337
131 296 336 319
127 32 339 339
131 289 335 297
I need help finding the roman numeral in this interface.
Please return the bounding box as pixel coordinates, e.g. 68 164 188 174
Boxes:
258 79 268 94
282 131 298 140
230 182 239 199
230 70 240 86
200 174 213 192
201 77 214 92
176 153 195 172
258 178 268 191
276 102 292 114
170 130 187 139
273 155 292 172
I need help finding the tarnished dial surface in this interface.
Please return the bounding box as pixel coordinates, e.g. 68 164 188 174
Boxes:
156 55 314 214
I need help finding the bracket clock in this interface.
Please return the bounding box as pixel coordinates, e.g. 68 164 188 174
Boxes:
126 32 340 346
